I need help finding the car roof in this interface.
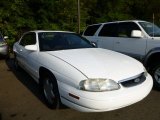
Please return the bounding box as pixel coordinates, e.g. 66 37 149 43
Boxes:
28 30 75 34
87 20 149 26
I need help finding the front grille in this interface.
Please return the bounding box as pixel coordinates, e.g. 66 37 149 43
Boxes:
120 73 146 87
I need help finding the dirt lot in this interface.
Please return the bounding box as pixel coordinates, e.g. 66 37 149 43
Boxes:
1 58 160 120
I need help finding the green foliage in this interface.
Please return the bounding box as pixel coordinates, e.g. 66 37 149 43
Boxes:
1 0 160 49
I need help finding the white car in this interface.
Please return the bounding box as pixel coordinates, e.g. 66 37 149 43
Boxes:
13 30 153 112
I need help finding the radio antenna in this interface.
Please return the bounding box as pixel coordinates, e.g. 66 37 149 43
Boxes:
153 13 155 37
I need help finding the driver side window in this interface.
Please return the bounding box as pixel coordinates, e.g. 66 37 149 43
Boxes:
20 32 36 46
118 22 141 38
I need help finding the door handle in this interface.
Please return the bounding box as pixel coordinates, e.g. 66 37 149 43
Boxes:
116 41 120 44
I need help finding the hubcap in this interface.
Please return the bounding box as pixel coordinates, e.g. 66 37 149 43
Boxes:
43 79 55 105
154 67 160 84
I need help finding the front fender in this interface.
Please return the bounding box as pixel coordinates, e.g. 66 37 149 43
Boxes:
38 53 88 89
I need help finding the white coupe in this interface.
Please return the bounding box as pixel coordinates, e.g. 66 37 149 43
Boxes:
13 30 153 112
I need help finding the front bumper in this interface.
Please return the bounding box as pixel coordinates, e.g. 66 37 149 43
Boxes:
59 73 153 112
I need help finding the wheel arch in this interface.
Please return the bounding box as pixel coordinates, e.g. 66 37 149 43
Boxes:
39 67 57 84
144 50 160 69
39 67 62 108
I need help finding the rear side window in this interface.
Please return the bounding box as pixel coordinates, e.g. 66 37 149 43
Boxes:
84 24 101 36
98 23 118 37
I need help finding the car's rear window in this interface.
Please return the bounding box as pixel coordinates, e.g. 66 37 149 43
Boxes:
98 23 118 37
83 24 101 36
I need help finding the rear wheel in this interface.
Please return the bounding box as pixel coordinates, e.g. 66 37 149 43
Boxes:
14 54 20 70
41 72 61 109
5 53 10 60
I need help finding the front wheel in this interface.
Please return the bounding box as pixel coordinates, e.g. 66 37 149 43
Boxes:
41 73 61 109
150 63 160 89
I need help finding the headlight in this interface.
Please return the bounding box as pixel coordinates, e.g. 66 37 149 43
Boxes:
79 78 120 92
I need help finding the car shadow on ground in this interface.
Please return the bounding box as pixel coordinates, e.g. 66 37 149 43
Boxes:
5 58 68 110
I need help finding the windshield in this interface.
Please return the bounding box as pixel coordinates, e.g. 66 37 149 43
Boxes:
38 32 94 51
139 22 160 37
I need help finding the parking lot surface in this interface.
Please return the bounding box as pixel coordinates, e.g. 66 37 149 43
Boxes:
0 58 160 120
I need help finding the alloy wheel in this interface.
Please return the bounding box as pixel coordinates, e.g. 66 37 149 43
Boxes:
43 78 56 105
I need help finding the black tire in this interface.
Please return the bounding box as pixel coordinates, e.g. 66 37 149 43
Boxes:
5 47 10 60
5 53 10 60
41 72 61 109
150 63 160 89
14 54 20 70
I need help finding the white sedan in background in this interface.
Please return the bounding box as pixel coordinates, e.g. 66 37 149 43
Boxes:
13 30 153 112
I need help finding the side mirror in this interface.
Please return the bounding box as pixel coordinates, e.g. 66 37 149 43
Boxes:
4 36 8 39
131 30 143 38
25 45 37 51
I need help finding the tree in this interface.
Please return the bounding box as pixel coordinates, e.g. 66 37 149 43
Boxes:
1 0 160 50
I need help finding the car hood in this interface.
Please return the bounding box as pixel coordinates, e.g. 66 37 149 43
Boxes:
46 48 144 82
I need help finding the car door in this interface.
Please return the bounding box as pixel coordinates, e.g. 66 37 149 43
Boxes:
114 22 147 60
16 34 29 68
96 23 118 50
18 32 38 78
